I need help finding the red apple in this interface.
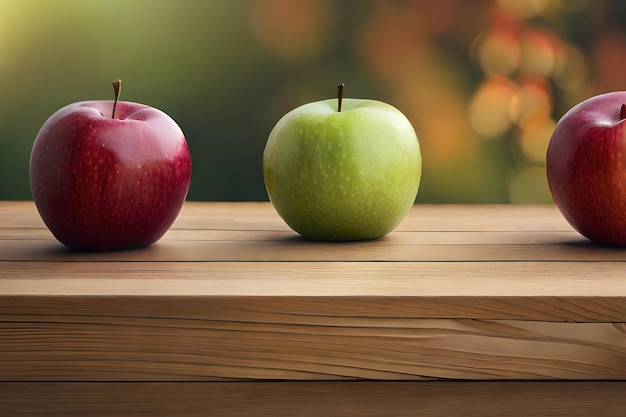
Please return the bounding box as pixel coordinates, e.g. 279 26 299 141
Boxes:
546 91 626 246
29 81 192 251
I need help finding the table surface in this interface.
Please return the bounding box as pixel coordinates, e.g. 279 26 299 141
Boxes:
2 201 626 415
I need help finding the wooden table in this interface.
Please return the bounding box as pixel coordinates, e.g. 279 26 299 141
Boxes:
1 201 625 416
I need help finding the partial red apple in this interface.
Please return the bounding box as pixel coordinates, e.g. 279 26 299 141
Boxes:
29 81 192 251
546 91 626 245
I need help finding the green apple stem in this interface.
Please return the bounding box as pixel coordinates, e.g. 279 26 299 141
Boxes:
337 83 345 112
112 79 122 119
621 104 626 120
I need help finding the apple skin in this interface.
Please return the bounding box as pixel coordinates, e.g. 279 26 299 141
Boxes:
546 91 626 246
263 98 422 241
29 100 192 251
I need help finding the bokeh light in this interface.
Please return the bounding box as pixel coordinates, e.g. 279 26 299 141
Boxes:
474 30 521 76
469 76 518 139
249 0 335 64
0 0 623 204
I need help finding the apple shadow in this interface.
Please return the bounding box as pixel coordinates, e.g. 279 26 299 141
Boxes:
268 231 391 245
556 237 626 252
30 240 152 259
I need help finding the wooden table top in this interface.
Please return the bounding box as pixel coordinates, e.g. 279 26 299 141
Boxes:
2 201 626 383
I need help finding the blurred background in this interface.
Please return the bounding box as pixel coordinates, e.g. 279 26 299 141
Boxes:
1 0 625 203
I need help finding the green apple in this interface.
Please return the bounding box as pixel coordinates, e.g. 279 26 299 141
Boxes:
263 86 422 241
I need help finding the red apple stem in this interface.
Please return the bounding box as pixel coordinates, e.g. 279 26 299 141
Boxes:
621 104 626 121
337 83 345 112
112 79 122 119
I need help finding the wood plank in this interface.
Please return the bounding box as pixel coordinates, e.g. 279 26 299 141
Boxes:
3 236 620 262
2 201 624 384
2 291 626 322
0 228 588 247
2 299 626 380
2 381 625 417
2 261 626 298
0 202 603 262
0 201 573 232
0 228 583 244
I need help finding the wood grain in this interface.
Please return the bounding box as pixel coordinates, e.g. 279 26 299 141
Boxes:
0 201 572 231
2 201 626 385
2 381 625 417
3 234 620 262
2 307 626 381
3 261 626 298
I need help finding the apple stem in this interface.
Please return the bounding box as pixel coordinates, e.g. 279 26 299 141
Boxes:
337 83 345 112
112 79 122 119
621 104 626 121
